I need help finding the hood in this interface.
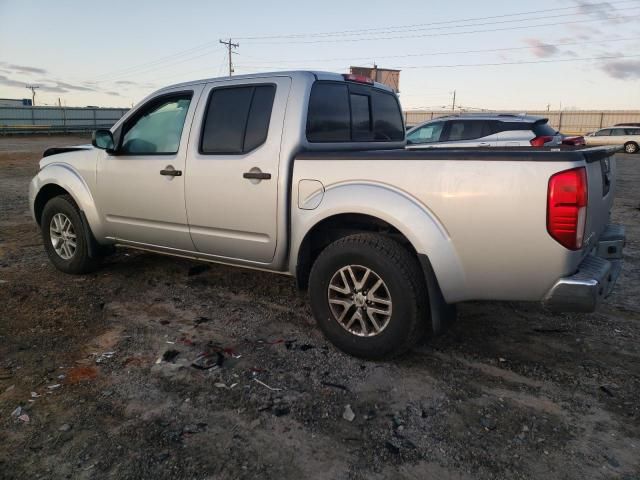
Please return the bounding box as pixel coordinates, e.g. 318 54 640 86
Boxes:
42 144 93 158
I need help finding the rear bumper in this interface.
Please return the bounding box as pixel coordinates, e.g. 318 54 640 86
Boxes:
543 224 625 312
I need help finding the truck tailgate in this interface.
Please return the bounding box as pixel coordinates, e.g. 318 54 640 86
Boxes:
583 147 618 252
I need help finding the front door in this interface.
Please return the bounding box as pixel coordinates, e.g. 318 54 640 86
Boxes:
185 76 291 264
97 86 203 251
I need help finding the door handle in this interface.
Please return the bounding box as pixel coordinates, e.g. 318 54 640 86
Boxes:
243 171 271 180
160 166 182 177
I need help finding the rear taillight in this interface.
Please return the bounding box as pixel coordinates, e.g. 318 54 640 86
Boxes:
530 135 554 147
547 167 588 250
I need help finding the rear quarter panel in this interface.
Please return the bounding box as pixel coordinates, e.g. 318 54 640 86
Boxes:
292 156 585 303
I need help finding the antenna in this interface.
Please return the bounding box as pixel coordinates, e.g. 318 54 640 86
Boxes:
26 85 40 106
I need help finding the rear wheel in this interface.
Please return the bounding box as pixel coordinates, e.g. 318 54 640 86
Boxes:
309 233 428 359
41 195 98 274
624 142 638 154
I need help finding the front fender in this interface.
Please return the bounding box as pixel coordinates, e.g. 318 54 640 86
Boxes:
290 181 466 303
29 163 105 240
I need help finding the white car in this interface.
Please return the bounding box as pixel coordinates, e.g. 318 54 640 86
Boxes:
406 114 562 148
585 126 640 154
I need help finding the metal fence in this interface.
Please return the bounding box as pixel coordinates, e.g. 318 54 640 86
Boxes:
403 110 640 135
2 106 639 136
0 106 129 134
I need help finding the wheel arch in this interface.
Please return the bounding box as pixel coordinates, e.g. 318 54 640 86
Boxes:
290 182 466 304
30 164 105 240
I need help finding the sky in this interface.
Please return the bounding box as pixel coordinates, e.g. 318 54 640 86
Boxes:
0 0 639 111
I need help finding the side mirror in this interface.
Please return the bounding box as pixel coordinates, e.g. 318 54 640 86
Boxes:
92 129 116 153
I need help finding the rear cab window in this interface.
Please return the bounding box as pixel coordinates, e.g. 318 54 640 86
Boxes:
306 81 404 143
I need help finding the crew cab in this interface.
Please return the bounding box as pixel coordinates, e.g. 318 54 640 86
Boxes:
29 71 625 359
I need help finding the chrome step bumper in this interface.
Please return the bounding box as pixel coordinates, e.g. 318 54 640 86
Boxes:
543 224 625 312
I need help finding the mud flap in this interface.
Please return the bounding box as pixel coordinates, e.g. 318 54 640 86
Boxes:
418 254 457 335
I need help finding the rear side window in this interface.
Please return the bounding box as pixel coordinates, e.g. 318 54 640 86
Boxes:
200 85 275 154
444 120 493 141
306 81 404 142
532 121 558 136
610 128 627 136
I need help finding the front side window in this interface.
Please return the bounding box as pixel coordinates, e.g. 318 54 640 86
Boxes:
200 84 276 154
407 122 443 144
121 94 192 154
595 129 611 136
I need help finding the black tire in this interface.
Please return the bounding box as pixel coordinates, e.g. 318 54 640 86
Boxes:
41 195 98 274
624 142 638 154
309 233 428 359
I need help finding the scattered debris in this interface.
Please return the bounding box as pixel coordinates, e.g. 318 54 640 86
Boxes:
480 416 497 431
343 405 355 422
10 406 21 418
498 357 507 363
18 414 29 423
321 381 349 391
192 351 224 370
94 351 116 364
600 385 615 397
273 405 291 417
385 440 401 454
162 350 180 363
59 424 72 432
187 264 210 276
30 392 40 398
47 384 61 390
194 316 211 325
253 378 282 391
182 423 207 434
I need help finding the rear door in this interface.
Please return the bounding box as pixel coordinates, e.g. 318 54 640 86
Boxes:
184 76 291 264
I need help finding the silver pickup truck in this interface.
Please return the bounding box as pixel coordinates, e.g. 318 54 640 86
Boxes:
28 71 625 359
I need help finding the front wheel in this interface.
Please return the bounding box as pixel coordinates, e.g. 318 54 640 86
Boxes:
624 142 638 154
41 195 98 274
309 233 428 359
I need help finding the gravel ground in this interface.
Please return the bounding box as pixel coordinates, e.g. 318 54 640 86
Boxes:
0 135 639 480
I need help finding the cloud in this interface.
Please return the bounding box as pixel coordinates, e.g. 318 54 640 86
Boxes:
0 62 48 75
525 39 559 58
105 91 121 96
114 80 138 85
600 60 640 79
573 1 631 24
0 74 28 89
53 80 95 92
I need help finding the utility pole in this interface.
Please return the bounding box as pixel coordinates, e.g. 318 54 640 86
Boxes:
26 85 40 106
219 38 239 77
451 89 457 112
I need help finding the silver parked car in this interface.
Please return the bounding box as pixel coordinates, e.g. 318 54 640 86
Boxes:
584 126 640 154
406 114 562 149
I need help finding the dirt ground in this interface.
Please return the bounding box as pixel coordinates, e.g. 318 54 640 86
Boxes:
0 135 639 480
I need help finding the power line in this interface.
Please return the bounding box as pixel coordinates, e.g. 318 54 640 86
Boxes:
234 0 638 40
389 53 640 70
247 12 640 44
227 36 640 67
83 0 636 83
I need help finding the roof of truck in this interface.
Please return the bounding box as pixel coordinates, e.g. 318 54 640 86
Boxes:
162 70 395 93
